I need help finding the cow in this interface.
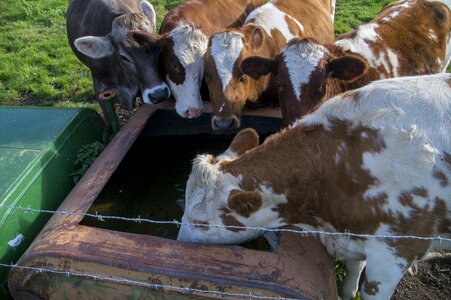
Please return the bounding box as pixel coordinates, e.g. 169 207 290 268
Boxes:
241 0 451 126
177 73 451 300
131 0 265 119
203 0 336 130
67 0 171 127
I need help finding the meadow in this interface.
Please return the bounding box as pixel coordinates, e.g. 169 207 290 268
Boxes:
0 0 402 110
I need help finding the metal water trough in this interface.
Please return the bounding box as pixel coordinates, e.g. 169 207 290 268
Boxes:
8 103 337 299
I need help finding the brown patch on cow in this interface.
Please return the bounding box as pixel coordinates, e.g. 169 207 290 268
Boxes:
220 209 246 232
447 79 451 88
363 280 380 296
340 90 360 102
284 15 302 37
433 169 448 187
399 192 415 208
411 187 429 198
209 156 218 165
192 220 210 231
159 38 187 85
389 200 447 262
227 190 263 217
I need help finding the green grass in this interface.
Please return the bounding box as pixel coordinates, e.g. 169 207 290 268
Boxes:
0 0 448 108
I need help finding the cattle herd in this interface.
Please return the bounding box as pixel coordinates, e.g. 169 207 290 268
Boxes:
66 0 450 299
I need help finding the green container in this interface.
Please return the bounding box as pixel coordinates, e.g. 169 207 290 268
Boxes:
0 107 104 298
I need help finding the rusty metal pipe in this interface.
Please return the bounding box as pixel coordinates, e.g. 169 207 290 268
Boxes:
98 91 119 137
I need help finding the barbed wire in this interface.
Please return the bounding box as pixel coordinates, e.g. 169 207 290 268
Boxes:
0 263 301 300
1 205 450 243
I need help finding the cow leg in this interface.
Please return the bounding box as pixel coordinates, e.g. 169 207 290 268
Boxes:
360 245 409 300
342 260 365 300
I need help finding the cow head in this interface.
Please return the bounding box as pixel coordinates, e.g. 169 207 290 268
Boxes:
133 25 208 119
241 38 369 125
177 128 286 244
204 25 271 130
74 1 170 109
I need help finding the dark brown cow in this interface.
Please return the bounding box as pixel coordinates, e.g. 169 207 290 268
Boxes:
178 73 451 300
131 0 265 119
67 0 171 127
242 0 451 126
204 0 336 130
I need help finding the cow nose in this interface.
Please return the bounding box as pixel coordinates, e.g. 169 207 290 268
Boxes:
212 116 239 130
184 107 202 119
146 85 171 104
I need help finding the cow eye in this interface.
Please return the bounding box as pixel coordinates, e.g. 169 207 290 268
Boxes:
120 54 132 63
277 84 284 94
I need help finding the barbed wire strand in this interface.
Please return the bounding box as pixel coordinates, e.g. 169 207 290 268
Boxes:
1 205 450 243
0 263 300 300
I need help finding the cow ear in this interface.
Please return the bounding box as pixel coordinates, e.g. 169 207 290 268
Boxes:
132 31 168 51
241 56 277 80
140 1 156 31
250 26 264 49
227 190 263 218
327 55 369 82
228 128 259 156
74 36 114 59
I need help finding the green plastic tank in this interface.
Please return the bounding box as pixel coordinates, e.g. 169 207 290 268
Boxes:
0 107 104 298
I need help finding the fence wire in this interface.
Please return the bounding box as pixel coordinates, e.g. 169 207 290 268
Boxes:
1 205 450 243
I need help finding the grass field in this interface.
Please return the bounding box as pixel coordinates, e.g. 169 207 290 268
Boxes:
0 0 448 109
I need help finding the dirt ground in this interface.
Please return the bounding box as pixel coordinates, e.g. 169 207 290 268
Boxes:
392 252 451 300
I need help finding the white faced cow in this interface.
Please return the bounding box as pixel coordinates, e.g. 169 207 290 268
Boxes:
131 0 265 119
67 0 171 124
204 0 336 130
242 0 451 126
178 73 451 300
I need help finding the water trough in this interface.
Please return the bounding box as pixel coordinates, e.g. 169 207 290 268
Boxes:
8 102 337 299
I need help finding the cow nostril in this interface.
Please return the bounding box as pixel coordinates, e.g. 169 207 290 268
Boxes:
185 107 202 119
213 118 234 130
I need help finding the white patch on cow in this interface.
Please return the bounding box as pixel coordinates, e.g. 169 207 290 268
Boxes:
335 23 381 69
245 3 303 40
294 221 366 260
211 32 244 92
391 0 415 11
299 74 451 216
168 25 208 116
382 10 400 22
282 41 328 101
386 48 399 77
362 224 410 299
361 132 369 139
428 29 438 43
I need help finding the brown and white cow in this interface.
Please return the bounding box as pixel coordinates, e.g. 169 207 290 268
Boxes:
67 0 171 125
131 0 265 119
242 0 451 126
204 0 336 130
177 73 451 299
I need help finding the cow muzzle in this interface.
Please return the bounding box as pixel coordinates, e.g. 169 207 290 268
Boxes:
142 85 171 104
211 115 240 131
